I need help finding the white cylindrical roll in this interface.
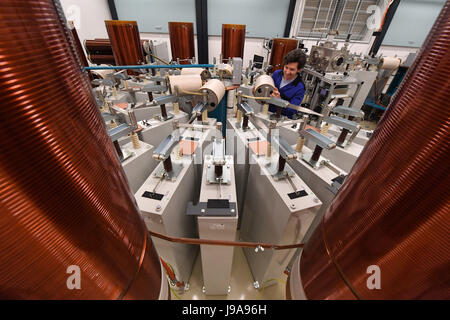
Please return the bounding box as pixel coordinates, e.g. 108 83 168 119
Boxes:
378 57 402 70
254 75 275 103
217 63 233 77
180 67 211 80
200 79 226 109
91 69 112 79
168 74 203 95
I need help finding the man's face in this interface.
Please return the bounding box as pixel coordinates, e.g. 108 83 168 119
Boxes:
283 62 300 80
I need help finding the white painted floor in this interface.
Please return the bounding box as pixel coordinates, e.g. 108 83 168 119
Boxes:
169 245 288 300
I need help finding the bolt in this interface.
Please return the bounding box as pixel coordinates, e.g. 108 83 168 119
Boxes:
290 204 296 209
155 205 161 212
313 197 319 203
231 209 235 213
201 209 206 213
202 286 206 294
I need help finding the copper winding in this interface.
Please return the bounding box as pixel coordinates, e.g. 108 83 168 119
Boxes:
148 230 304 251
221 24 246 62
298 2 450 300
168 22 195 64
105 20 144 75
0 0 161 299
269 38 299 72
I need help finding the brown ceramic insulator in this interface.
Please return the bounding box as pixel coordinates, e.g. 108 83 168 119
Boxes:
0 0 162 299
168 22 195 64
276 106 282 118
336 128 349 145
299 2 450 300
105 20 144 74
221 24 245 62
160 104 168 119
88 54 117 65
311 145 323 162
278 156 286 172
215 165 223 177
269 38 298 72
242 115 249 129
163 157 173 173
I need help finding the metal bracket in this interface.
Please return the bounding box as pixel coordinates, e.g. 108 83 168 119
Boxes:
186 201 237 217
301 128 336 150
332 106 364 119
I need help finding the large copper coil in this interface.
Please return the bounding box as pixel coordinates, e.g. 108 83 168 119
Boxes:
298 1 450 300
221 24 245 62
0 0 162 299
269 38 298 72
85 38 114 54
168 22 195 64
67 21 93 81
88 54 117 65
105 20 144 74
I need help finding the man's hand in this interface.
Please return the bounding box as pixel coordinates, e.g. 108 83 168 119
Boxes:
271 87 280 98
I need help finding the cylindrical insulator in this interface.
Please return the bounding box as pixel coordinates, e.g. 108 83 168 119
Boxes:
278 156 286 172
168 22 195 64
320 123 330 135
180 67 211 80
131 133 141 149
173 102 180 114
295 137 305 152
221 24 245 63
160 104 168 119
276 106 282 118
199 79 226 111
337 128 350 145
168 74 203 95
253 75 276 104
311 145 323 162
215 165 223 177
202 110 208 123
242 115 249 128
110 120 118 129
0 0 162 300
236 110 243 123
163 157 173 173
269 38 299 73
105 20 144 75
263 103 269 115
296 1 450 300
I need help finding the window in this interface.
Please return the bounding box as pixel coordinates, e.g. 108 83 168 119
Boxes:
296 0 381 42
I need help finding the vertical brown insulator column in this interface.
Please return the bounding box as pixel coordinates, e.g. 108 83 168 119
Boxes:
105 20 144 74
269 38 298 73
168 22 195 64
297 2 450 300
0 0 162 299
221 24 245 62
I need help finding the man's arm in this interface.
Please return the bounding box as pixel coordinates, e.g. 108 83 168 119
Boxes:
289 86 306 106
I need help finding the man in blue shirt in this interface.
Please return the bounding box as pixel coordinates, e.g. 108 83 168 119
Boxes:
269 49 307 119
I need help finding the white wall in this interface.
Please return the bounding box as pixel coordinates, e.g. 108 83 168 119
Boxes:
60 0 111 58
59 0 419 66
